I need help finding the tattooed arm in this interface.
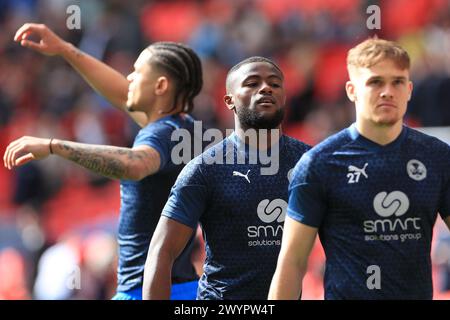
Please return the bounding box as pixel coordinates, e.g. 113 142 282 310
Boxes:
4 136 160 180
14 23 147 127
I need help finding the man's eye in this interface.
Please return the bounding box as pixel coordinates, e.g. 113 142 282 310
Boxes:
245 82 258 87
369 80 382 85
271 83 281 88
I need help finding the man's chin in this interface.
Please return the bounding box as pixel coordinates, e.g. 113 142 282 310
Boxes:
126 103 135 112
237 105 285 130
245 114 284 130
374 116 401 127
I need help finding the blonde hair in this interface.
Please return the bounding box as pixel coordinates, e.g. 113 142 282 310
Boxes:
347 38 410 72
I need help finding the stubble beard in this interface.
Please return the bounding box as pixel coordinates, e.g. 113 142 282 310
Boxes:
236 105 285 131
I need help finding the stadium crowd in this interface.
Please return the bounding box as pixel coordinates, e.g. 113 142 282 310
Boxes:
0 0 450 299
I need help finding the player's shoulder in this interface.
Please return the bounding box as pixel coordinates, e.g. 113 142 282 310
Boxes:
282 135 312 153
406 127 450 154
175 136 232 185
141 114 196 134
291 128 350 175
306 127 352 159
174 152 206 183
200 135 229 161
181 136 228 169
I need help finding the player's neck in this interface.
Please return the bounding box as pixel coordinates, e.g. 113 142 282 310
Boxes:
234 120 282 150
145 103 183 124
355 120 403 146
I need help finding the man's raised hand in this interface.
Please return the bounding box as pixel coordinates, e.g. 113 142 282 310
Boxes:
14 23 67 56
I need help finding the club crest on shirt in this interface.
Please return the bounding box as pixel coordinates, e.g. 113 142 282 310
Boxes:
407 159 427 181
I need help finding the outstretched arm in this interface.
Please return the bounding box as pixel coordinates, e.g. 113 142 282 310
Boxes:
3 136 160 180
268 217 318 299
143 216 195 299
14 23 147 127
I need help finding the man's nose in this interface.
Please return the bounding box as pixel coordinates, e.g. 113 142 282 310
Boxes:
380 85 394 99
259 82 272 94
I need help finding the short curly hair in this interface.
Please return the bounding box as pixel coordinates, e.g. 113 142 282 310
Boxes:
225 56 283 93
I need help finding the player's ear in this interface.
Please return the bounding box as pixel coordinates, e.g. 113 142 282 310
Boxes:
155 76 169 95
345 81 357 102
224 94 235 110
407 80 413 101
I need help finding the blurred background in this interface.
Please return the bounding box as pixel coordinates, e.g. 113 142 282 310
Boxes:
0 0 450 300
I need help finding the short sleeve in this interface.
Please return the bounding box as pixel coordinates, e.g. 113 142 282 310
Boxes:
133 123 173 171
287 152 327 228
162 157 208 229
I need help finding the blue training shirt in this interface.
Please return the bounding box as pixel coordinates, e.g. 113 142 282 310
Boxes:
117 114 199 292
288 124 450 299
162 132 311 299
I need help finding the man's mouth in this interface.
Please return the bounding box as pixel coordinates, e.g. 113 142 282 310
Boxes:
377 103 396 108
256 96 276 105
